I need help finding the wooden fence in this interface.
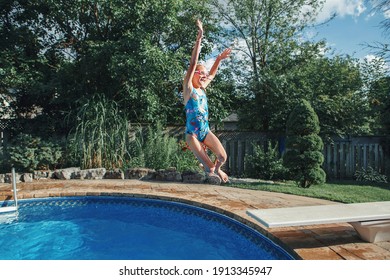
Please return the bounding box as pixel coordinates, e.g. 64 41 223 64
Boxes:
1 121 389 180
217 132 389 180
322 136 388 179
217 131 271 176
0 120 11 156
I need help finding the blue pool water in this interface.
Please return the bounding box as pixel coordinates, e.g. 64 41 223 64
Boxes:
0 196 294 260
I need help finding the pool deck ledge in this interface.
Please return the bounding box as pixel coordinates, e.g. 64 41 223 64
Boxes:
1 179 390 260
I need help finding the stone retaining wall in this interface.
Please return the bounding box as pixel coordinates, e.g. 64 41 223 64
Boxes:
0 167 210 184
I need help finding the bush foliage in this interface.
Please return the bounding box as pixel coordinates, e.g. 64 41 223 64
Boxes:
4 134 63 172
244 141 286 180
354 166 388 183
283 99 326 188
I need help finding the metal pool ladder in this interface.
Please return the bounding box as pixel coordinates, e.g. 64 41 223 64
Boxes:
0 168 18 213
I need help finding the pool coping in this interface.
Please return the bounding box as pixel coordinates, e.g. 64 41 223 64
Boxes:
1 179 390 260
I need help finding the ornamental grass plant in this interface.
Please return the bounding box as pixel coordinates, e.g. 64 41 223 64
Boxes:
67 94 131 169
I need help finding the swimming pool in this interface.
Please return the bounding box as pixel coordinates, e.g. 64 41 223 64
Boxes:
0 196 294 260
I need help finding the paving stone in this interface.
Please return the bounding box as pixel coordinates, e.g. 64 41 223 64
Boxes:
295 247 344 260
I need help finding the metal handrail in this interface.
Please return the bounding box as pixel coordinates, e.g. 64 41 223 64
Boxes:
12 167 18 209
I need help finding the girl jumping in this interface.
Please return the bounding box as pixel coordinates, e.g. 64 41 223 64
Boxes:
183 19 231 184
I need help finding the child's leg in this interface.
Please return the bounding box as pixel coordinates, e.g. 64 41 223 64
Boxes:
185 134 215 173
203 132 229 182
186 134 221 184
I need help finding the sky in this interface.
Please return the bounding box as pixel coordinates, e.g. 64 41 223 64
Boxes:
204 0 389 69
309 0 389 60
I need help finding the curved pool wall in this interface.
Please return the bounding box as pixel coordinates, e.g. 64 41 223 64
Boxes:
0 196 295 260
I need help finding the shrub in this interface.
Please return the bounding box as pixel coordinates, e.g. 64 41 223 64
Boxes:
354 166 388 183
283 99 326 188
6 134 63 172
244 141 286 180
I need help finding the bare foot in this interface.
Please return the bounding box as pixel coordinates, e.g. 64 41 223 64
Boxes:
217 169 229 183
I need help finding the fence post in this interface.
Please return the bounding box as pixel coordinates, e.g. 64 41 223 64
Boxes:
222 139 229 174
237 140 243 175
345 141 353 178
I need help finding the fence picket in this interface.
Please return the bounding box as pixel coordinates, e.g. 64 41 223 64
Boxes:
333 143 338 178
216 132 388 179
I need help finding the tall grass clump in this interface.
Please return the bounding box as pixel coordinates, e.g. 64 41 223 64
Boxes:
67 96 199 172
127 124 199 172
127 124 177 170
67 94 131 169
174 140 200 172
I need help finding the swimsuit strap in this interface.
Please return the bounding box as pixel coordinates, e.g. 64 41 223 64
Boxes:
192 87 205 96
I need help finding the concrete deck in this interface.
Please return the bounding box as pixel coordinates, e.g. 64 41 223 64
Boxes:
1 179 390 260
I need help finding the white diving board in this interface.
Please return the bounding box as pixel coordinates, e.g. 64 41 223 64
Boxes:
247 201 390 243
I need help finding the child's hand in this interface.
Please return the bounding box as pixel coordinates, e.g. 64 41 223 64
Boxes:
196 19 203 38
219 48 232 60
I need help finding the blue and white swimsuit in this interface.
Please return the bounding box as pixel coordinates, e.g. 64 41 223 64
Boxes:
185 87 210 142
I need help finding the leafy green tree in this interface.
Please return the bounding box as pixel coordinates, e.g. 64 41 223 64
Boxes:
0 0 225 135
283 99 326 188
382 92 390 134
380 83 390 178
360 57 390 135
206 67 239 126
367 0 390 62
287 55 371 139
210 0 326 132
0 1 49 121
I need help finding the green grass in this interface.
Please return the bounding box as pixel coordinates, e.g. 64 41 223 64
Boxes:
229 180 390 203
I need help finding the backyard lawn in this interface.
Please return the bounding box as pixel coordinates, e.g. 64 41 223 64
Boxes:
230 180 390 203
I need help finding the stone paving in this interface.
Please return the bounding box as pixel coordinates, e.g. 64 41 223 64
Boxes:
1 179 390 260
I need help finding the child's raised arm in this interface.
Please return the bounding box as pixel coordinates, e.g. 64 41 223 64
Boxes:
183 19 203 98
203 48 232 88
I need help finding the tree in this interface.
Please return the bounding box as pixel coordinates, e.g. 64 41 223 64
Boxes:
381 89 390 134
0 0 222 136
380 91 390 178
283 99 326 188
287 55 373 139
0 1 49 121
206 67 239 126
367 0 390 62
210 0 326 132
359 56 390 135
